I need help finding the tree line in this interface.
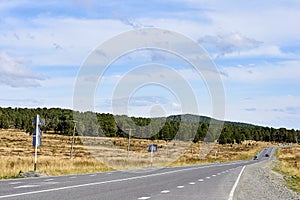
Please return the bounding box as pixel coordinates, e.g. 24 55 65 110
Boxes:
0 107 299 144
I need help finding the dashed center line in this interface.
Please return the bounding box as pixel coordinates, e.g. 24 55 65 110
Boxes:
41 182 59 185
69 177 77 179
14 185 40 189
160 190 170 194
212 174 216 177
138 197 151 200
177 186 184 188
9 182 22 185
189 182 195 185
44 179 54 182
198 179 204 182
206 177 211 179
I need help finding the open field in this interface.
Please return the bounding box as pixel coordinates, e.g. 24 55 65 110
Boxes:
275 145 300 193
0 129 272 179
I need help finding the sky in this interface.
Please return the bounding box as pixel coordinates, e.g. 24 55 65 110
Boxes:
0 0 300 129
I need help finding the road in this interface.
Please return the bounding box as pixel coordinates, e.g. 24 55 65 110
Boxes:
0 147 275 200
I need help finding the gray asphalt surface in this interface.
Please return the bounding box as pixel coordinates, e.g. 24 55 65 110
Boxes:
0 147 274 200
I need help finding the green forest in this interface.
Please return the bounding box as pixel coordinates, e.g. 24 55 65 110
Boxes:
0 107 299 144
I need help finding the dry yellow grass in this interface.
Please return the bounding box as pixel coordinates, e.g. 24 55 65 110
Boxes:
0 129 111 178
0 129 271 179
171 140 271 166
275 145 300 193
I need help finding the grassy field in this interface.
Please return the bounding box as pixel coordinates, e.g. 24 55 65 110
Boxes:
0 129 271 179
275 145 300 193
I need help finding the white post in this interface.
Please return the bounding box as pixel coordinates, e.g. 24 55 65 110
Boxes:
70 121 77 159
34 115 39 171
126 128 134 158
127 129 131 158
214 150 217 162
150 145 153 167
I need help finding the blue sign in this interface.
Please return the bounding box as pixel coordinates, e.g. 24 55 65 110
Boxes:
32 128 42 147
33 115 43 125
148 144 158 152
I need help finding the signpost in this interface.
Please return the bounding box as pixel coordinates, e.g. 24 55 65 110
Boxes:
148 144 157 167
125 128 135 158
70 120 77 160
32 114 42 171
214 150 218 162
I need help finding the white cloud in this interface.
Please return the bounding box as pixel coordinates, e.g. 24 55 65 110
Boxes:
225 95 300 129
222 44 294 59
0 50 43 87
1 17 130 66
170 0 300 49
221 61 300 83
199 33 262 56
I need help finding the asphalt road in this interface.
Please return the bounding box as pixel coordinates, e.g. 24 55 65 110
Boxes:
0 147 274 200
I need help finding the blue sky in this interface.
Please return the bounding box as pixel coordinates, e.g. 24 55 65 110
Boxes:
0 0 300 129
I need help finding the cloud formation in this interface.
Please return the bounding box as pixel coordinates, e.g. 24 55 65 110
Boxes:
199 33 262 57
0 51 43 87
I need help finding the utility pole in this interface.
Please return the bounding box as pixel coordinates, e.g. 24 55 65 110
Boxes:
70 120 77 159
126 128 135 158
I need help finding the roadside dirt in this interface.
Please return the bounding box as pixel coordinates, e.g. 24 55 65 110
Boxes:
235 159 300 200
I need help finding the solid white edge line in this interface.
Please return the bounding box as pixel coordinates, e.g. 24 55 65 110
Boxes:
228 165 246 200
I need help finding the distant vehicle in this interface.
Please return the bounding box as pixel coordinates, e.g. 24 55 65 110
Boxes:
253 155 258 160
265 153 269 157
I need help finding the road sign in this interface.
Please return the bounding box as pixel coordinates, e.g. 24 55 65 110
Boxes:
32 128 42 147
32 114 42 171
148 144 157 152
33 115 43 125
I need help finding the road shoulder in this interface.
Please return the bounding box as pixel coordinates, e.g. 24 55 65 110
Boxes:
234 159 300 200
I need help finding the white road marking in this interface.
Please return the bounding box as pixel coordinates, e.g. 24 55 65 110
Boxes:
160 190 170 194
9 182 22 185
0 163 244 199
44 179 54 182
189 182 195 185
212 174 216 177
70 176 77 179
89 174 96 177
138 197 151 200
41 182 59 185
177 186 184 188
198 179 204 182
228 166 246 200
14 185 40 189
217 173 221 175
206 177 210 179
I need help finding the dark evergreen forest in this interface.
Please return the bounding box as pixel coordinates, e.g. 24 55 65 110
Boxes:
0 107 299 144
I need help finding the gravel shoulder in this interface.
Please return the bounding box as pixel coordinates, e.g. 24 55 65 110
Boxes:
234 158 300 200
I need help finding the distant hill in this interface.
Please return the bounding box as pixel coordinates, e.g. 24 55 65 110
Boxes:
0 107 299 144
